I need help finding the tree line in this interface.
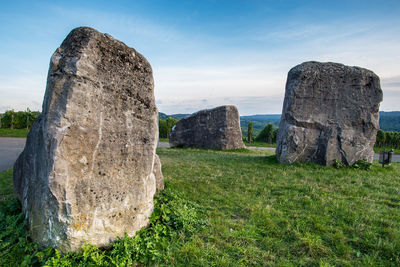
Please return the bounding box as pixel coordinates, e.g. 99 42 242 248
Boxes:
159 117 178 139
246 122 278 144
376 129 400 149
1 109 399 150
0 109 179 139
247 122 400 150
0 109 40 129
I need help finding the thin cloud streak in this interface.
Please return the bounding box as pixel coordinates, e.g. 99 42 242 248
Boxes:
381 76 400 88
157 95 285 116
0 74 46 112
0 2 399 115
154 65 286 100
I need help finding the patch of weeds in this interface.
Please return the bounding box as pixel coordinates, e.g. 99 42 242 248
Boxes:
0 169 14 203
334 159 372 170
106 190 207 265
0 198 41 266
223 148 252 153
352 160 372 170
0 189 206 266
333 159 346 169
295 232 330 257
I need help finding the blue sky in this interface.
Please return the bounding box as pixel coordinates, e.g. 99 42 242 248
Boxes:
1 0 399 115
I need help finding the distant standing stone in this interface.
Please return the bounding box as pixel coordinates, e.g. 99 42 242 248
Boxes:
276 61 382 166
169 105 245 150
13 27 163 252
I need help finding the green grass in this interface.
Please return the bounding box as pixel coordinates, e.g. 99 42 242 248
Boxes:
1 148 400 265
245 141 276 148
243 141 400 155
159 137 169 142
0 128 30 137
0 169 13 203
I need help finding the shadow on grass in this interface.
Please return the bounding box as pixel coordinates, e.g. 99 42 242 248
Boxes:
161 147 280 167
222 148 252 153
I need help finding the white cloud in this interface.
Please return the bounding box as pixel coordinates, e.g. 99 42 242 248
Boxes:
1 5 399 115
0 74 45 112
153 64 286 101
381 76 400 88
157 95 284 116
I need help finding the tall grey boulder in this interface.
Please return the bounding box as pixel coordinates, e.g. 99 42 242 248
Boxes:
13 27 163 252
169 105 245 150
276 61 382 166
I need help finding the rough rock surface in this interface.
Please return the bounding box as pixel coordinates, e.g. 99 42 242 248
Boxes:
169 105 245 150
13 27 163 252
276 61 382 166
153 154 164 193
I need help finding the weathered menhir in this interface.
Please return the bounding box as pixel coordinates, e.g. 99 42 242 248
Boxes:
13 27 163 252
276 61 383 166
169 105 245 150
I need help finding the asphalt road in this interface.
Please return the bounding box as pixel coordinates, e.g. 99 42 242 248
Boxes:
0 137 26 172
0 138 398 172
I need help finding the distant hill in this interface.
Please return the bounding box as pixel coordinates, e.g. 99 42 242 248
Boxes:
159 112 190 120
241 114 281 121
160 111 400 136
159 112 281 136
169 114 190 120
379 111 400 132
240 114 281 136
159 112 169 120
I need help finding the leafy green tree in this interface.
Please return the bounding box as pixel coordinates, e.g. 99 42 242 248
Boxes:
273 128 279 143
166 117 178 137
395 132 400 149
159 119 168 138
376 129 386 147
248 122 253 143
256 123 274 144
374 130 400 149
0 109 40 129
13 111 27 129
26 111 40 129
386 132 394 147
1 110 14 128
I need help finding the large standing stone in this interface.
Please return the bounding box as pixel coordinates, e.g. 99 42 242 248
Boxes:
276 61 382 166
169 105 245 150
13 27 163 252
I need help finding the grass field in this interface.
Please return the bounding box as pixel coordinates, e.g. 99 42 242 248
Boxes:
245 142 400 156
0 128 30 138
245 141 276 148
245 142 400 155
1 148 400 265
0 169 13 202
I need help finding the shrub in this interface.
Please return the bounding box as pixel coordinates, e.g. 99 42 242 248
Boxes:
248 122 253 143
1 110 14 128
0 189 206 266
333 159 371 170
0 109 40 129
159 119 168 138
256 123 274 143
13 111 27 129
